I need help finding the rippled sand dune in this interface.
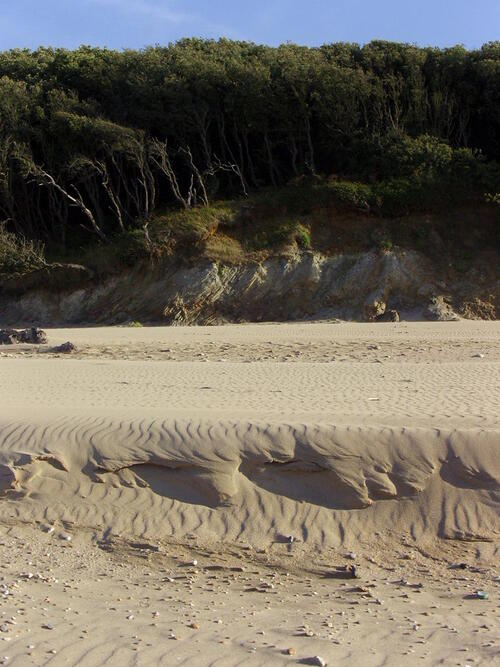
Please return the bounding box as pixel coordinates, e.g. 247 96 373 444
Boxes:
0 416 499 547
0 321 498 665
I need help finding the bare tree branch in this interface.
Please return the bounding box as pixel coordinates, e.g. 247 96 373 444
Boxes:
29 164 107 242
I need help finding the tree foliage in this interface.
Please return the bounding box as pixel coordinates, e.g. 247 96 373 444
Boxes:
0 39 499 249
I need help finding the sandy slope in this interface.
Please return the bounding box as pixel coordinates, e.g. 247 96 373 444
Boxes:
0 321 499 666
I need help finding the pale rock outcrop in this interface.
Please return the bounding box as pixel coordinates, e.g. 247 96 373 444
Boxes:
0 249 496 324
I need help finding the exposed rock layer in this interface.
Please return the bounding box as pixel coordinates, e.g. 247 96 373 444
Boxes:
0 250 498 324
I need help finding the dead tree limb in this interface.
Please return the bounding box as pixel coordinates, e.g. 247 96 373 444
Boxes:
29 165 107 242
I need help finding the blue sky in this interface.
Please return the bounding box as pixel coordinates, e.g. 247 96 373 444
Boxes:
1 0 499 50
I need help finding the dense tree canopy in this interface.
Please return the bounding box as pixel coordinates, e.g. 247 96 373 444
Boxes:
0 39 499 248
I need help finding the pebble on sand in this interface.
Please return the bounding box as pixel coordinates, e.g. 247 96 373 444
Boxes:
307 657 327 667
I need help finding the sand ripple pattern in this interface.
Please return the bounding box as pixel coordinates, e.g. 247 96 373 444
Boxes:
1 358 499 427
0 416 498 547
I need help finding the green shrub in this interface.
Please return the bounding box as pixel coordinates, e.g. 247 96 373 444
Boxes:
0 224 46 275
243 217 311 251
78 228 151 275
327 180 372 210
295 224 311 249
149 202 236 248
379 237 393 251
372 178 419 216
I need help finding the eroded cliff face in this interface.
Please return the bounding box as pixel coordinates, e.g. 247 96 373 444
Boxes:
0 249 498 324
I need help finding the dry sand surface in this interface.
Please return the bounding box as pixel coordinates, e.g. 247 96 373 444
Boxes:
0 321 499 666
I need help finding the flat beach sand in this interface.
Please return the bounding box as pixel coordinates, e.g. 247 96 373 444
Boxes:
0 321 498 665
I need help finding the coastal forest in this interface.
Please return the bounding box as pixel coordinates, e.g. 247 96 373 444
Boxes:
1 39 500 273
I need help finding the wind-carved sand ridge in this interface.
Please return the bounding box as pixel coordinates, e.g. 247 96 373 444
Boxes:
0 418 499 548
0 322 499 666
